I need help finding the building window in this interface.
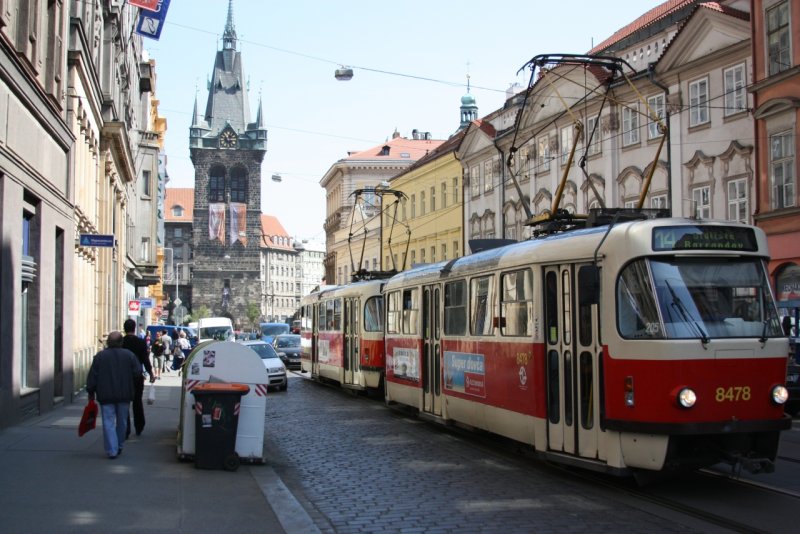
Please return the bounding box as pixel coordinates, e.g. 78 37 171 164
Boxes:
172 205 183 217
430 186 436 212
560 126 574 164
770 131 795 209
723 63 746 116
647 94 665 139
410 194 416 218
537 135 550 171
140 237 150 262
430 246 436 263
470 166 480 197
452 177 458 205
689 78 710 127
230 170 247 203
401 197 407 220
692 185 711 219
767 1 791 76
441 182 447 209
420 248 426 263
727 177 749 222
410 250 416 265
484 159 493 193
209 169 225 202
585 116 601 156
650 194 668 211
142 170 151 196
420 191 426 215
174 227 183 238
453 241 459 258
441 243 447 261
622 104 639 146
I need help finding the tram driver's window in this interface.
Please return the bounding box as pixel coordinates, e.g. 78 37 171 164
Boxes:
364 296 384 332
501 269 532 336
617 260 661 339
444 280 467 335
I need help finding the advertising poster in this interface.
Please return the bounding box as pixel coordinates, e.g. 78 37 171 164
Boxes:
444 351 486 397
392 348 419 381
318 339 330 363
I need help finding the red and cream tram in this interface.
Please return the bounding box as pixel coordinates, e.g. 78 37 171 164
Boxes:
300 279 386 391
383 217 791 475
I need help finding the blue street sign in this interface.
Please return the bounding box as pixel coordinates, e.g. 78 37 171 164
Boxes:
139 298 154 309
79 234 115 247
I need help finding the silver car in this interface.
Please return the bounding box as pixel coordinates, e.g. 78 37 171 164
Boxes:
240 340 287 391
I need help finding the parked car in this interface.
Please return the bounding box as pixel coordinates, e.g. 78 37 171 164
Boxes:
198 317 235 343
273 334 301 370
239 340 287 391
259 322 290 344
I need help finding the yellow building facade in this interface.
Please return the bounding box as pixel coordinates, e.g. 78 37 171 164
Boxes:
382 132 465 271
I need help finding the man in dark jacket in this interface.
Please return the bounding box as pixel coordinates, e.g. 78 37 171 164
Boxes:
86 331 141 459
123 319 155 438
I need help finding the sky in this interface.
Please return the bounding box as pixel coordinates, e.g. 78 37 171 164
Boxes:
147 0 667 241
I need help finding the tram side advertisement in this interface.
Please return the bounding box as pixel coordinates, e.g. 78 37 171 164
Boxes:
444 352 486 398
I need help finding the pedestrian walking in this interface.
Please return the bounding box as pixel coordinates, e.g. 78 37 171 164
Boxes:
160 329 173 373
150 334 165 380
173 330 191 373
86 331 141 459
122 318 155 438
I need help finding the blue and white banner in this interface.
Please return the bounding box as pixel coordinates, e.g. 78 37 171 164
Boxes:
134 0 170 40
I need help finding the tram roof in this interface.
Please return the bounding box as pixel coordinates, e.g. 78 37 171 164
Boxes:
384 218 766 289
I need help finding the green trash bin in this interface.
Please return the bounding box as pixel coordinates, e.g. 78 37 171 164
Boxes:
191 383 250 471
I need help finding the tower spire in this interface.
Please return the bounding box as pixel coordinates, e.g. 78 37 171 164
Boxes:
223 0 237 50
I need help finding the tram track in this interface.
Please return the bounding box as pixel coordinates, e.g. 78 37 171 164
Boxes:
301 373 799 532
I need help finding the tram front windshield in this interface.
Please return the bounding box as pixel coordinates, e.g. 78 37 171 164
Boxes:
617 258 782 340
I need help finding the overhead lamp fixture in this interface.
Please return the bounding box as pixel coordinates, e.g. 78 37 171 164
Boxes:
335 66 354 81
271 173 282 182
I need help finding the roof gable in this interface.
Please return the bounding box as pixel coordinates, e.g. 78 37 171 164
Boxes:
656 3 750 72
165 188 195 222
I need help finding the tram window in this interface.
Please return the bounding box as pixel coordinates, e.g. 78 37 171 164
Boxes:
617 260 661 339
317 304 325 331
325 300 335 331
471 275 495 336
444 280 467 335
501 269 533 336
579 351 594 430
402 289 418 335
364 296 384 332
545 271 558 344
333 299 342 331
387 291 401 334
564 351 573 426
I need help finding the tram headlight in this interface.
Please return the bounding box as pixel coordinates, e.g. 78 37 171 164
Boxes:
677 387 697 409
771 385 789 405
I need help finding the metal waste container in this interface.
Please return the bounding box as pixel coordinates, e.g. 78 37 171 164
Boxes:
191 383 250 471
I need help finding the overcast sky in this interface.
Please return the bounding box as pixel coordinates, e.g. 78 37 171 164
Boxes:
147 0 666 240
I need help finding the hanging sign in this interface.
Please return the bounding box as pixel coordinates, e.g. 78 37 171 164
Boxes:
134 0 170 40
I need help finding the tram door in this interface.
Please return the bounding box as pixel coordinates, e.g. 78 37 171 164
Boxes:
343 297 361 386
422 284 442 416
544 263 602 459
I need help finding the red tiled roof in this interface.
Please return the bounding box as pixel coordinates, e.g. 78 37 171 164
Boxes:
345 134 444 161
698 2 749 21
165 188 194 222
588 0 696 55
260 214 293 250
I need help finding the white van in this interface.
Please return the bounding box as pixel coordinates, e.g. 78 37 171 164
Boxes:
197 317 235 343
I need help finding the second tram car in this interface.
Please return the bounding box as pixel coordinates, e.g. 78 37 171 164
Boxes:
382 217 790 475
300 280 386 391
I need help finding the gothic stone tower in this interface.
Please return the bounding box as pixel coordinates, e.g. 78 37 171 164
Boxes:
189 0 267 328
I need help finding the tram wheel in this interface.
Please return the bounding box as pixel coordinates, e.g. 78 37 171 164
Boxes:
223 453 241 471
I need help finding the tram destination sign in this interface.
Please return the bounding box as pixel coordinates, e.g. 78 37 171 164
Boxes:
652 226 758 252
